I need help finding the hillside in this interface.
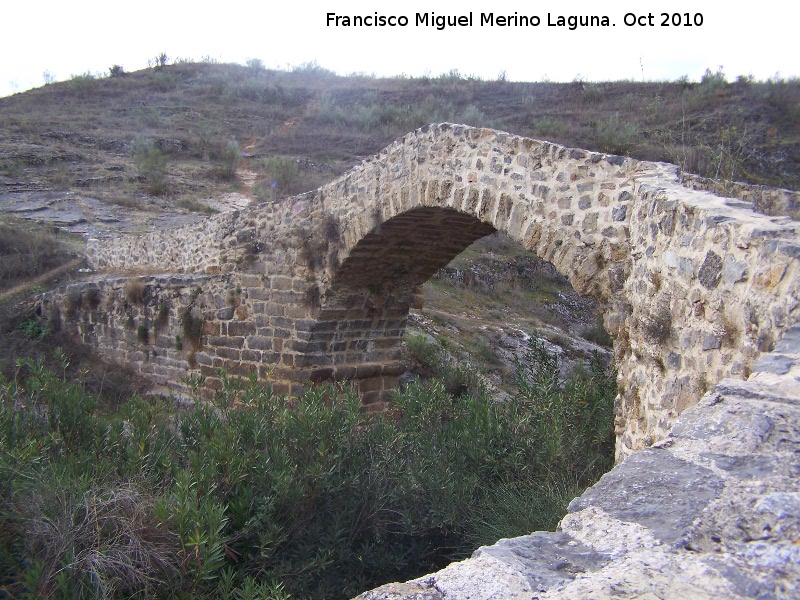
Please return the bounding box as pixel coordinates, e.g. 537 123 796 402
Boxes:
1 62 798 209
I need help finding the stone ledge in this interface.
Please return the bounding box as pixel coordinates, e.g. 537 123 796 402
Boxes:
355 326 800 599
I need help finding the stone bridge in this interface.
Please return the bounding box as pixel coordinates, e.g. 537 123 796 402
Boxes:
37 124 800 460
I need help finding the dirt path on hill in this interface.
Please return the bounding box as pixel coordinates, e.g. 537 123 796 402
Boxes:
0 257 85 302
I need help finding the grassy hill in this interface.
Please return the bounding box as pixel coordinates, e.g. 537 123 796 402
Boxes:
1 62 798 208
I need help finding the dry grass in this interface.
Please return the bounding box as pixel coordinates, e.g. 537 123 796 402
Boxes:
0 63 797 211
0 218 80 291
20 481 180 598
123 278 146 305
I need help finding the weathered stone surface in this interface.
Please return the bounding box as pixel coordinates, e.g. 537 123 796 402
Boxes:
568 451 724 548
474 532 611 591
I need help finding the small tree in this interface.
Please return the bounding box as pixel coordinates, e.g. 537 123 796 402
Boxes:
149 52 169 70
134 139 168 195
246 58 265 72
109 64 125 77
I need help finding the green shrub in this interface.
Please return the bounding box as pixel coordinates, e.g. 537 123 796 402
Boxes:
261 156 299 195
697 67 727 96
246 58 265 72
595 114 638 155
405 333 442 374
217 140 242 180
0 338 616 599
133 139 168 195
17 317 45 340
149 70 177 91
68 71 96 94
513 337 615 475
530 116 566 139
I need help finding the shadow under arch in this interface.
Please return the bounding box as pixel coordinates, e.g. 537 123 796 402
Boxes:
301 204 615 406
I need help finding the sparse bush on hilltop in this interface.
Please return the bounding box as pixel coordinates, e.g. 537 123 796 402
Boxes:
246 57 265 72
67 71 96 94
149 52 169 69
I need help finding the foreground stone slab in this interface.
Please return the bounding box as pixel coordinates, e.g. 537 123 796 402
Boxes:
355 325 800 599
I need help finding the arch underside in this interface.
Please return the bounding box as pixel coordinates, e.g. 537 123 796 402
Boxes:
302 207 497 404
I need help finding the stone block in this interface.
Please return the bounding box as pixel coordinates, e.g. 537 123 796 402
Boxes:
698 251 723 289
209 335 244 349
248 336 273 351
214 347 242 361
227 321 256 336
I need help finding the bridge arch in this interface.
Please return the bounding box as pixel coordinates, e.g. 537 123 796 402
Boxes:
45 124 800 460
291 124 635 407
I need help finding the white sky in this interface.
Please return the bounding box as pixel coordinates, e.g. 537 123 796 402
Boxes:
2 0 798 98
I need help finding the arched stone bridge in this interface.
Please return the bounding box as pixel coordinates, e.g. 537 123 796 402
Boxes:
38 124 800 460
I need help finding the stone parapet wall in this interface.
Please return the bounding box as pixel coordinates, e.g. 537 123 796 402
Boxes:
615 163 800 457
42 123 800 460
37 269 404 403
681 171 800 220
354 324 800 599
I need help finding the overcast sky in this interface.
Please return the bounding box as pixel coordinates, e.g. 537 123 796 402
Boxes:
2 0 797 98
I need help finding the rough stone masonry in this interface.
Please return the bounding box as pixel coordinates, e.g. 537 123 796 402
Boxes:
37 123 800 462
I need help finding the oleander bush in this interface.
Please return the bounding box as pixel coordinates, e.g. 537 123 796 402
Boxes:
0 338 615 599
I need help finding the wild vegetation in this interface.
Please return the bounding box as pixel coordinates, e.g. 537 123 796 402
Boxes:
0 217 79 286
0 333 615 599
